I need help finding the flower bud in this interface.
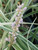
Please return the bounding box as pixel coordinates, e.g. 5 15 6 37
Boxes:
9 32 12 34
22 3 24 6
23 7 27 11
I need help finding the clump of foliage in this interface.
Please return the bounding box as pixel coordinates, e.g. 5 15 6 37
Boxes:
0 0 38 50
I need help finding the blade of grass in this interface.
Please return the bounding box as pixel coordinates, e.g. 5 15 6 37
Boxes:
0 31 8 49
0 10 9 22
18 34 38 50
26 17 37 50
13 43 23 50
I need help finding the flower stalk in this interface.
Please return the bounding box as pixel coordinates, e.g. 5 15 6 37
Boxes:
5 3 27 46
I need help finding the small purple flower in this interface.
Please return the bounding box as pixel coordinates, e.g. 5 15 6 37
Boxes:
18 5 23 9
13 34 15 36
21 15 23 17
18 14 20 16
17 24 20 27
22 3 24 6
5 38 9 42
23 7 27 11
19 18 23 23
16 8 19 11
9 32 12 34
16 28 19 31
11 22 15 27
14 37 17 40
19 12 21 14
9 32 13 35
